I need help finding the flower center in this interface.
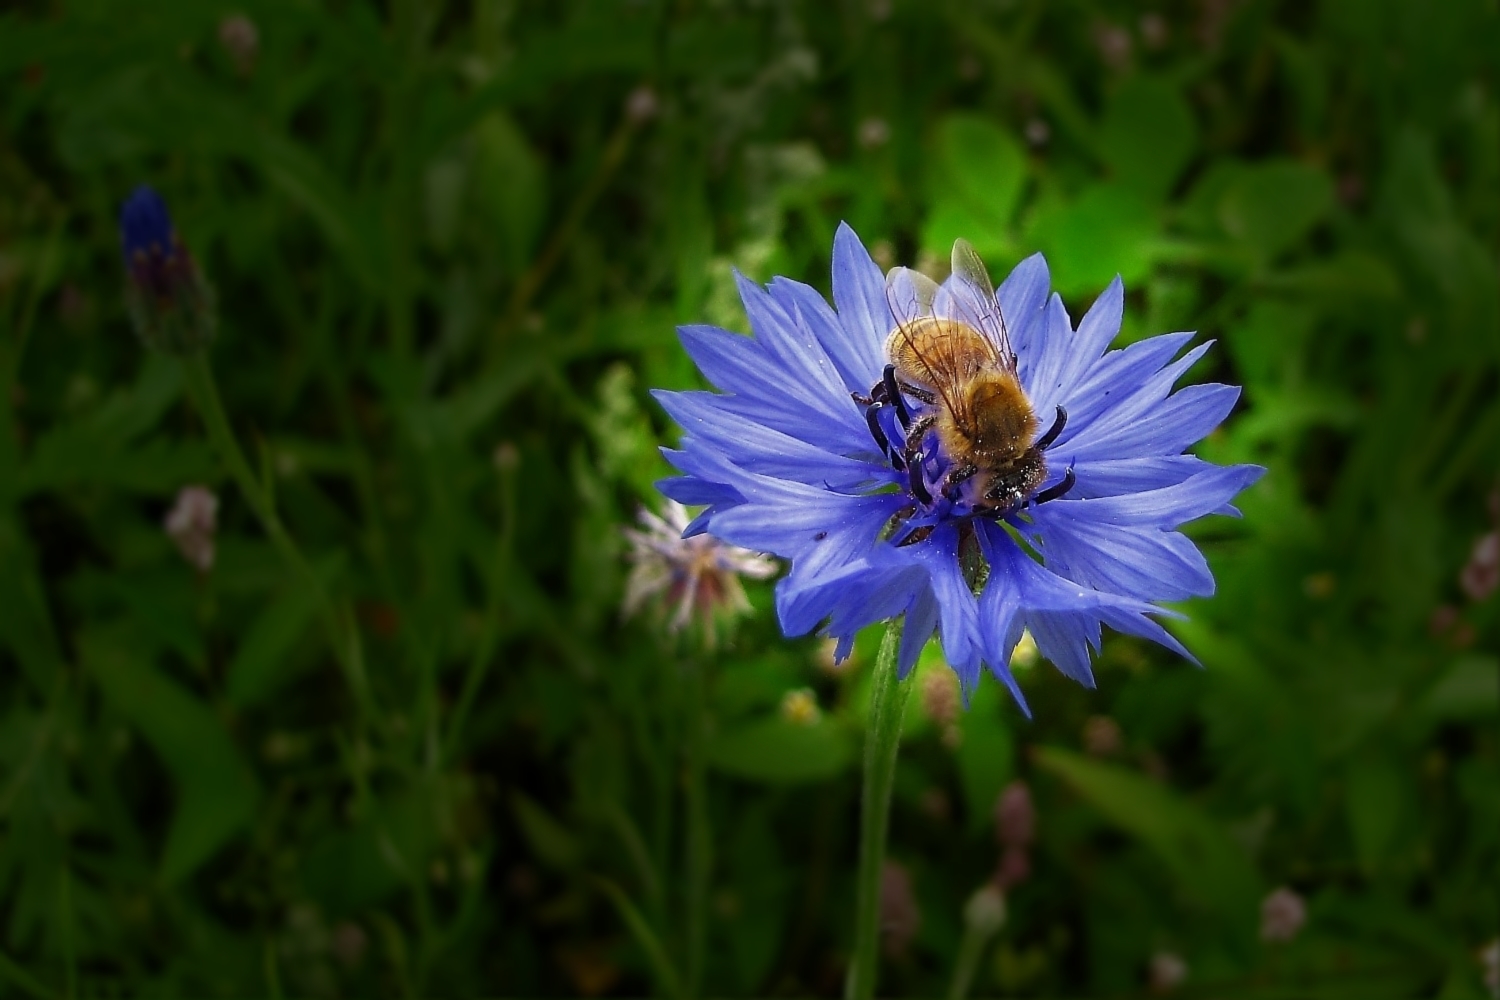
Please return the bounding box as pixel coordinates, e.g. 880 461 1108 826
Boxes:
855 366 1075 546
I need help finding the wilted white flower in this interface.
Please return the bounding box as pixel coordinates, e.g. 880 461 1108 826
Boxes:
164 485 218 572
1260 886 1306 943
625 85 659 124
963 883 1006 936
622 500 777 644
858 117 891 149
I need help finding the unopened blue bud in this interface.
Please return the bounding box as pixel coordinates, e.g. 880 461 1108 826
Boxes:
119 185 216 354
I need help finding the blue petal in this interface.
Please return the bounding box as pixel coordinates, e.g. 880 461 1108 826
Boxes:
831 222 892 384
973 523 1031 713
655 468 744 510
1069 455 1219 497
736 272 855 414
654 389 887 490
1068 384 1244 463
768 276 878 395
1028 278 1123 420
1026 611 1100 687
996 253 1052 360
1097 607 1200 666
1018 295 1075 420
899 585 939 680
677 322 867 455
1032 515 1215 602
1041 464 1265 529
906 528 983 694
1050 337 1210 453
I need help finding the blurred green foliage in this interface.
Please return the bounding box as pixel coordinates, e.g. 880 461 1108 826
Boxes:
1 0 1497 996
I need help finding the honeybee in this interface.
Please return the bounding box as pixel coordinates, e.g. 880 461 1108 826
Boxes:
857 239 1071 522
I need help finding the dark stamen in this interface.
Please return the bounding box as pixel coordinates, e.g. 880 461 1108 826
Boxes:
909 467 932 504
864 405 891 458
882 364 911 427
1035 405 1068 451
1033 467 1075 505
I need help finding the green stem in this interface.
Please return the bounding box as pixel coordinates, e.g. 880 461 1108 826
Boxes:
179 353 372 723
845 617 911 1000
684 660 709 1000
946 919 988 1000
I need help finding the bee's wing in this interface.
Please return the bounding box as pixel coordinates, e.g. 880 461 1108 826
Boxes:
942 239 1015 373
884 266 967 408
885 265 939 325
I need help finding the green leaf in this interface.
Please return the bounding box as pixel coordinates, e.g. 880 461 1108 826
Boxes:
0 517 66 689
82 628 260 885
471 112 547 273
923 114 1026 259
1033 747 1259 920
1216 160 1334 262
1028 183 1157 298
224 557 343 709
1422 656 1499 720
707 716 854 785
510 791 583 870
954 680 1015 834
21 355 212 496
300 785 444 914
1099 76 1197 202
1345 758 1404 874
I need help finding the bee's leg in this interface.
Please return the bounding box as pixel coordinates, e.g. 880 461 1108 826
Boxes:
942 463 980 500
898 382 937 406
852 378 891 407
899 412 935 467
896 525 934 547
1031 467 1076 506
1035 405 1068 451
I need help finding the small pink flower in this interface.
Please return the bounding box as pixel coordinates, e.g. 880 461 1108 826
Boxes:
1260 886 1306 943
1148 951 1187 993
164 485 218 572
996 845 1031 890
218 14 259 74
879 860 921 958
1082 714 1123 756
920 667 959 727
994 781 1035 849
1460 531 1498 603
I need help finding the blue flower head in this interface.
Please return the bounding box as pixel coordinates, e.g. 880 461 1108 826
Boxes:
655 225 1263 714
118 185 216 354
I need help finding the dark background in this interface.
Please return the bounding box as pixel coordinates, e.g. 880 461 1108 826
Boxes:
1 0 1496 996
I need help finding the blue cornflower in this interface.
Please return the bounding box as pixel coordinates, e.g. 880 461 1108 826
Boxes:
119 185 216 353
655 224 1262 712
